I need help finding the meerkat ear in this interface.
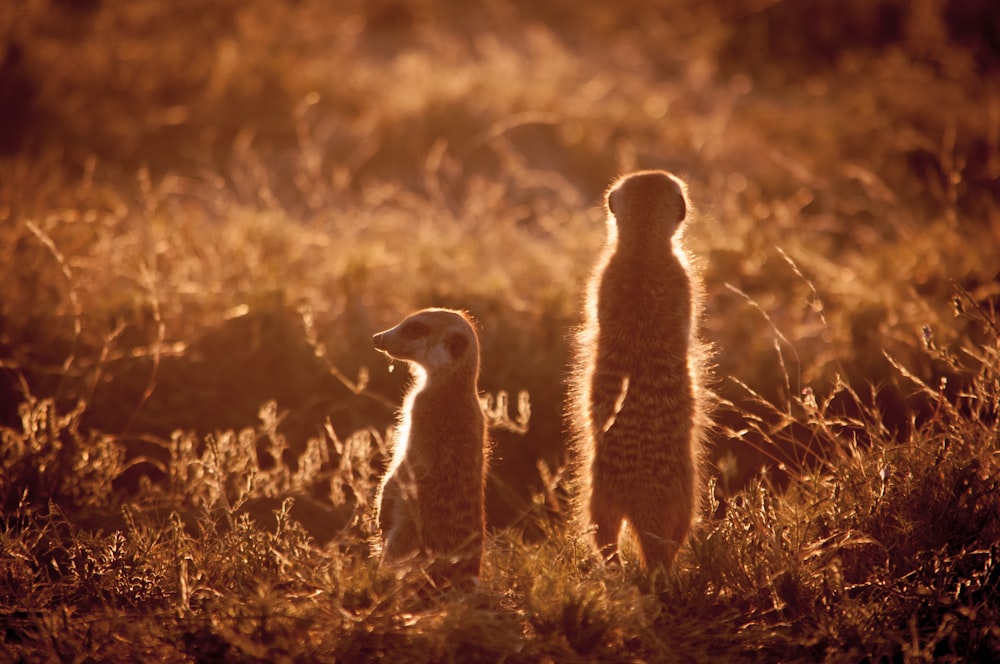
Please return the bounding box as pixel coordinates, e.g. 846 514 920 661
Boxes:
447 332 469 359
607 190 617 216
676 195 687 222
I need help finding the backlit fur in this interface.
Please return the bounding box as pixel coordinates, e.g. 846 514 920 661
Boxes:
372 308 488 580
569 170 710 570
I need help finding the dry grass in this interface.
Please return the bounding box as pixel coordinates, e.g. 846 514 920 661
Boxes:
2 0 999 660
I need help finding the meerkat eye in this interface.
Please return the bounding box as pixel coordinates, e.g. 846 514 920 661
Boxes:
400 321 429 339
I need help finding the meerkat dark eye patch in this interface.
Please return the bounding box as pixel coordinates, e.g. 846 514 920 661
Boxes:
400 321 429 339
447 332 469 359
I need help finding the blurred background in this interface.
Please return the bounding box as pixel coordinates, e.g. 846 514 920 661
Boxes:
1 0 998 535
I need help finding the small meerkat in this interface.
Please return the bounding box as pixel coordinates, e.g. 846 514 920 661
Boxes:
569 169 708 570
371 308 488 579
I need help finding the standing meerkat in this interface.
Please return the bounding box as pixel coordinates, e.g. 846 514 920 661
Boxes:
569 169 709 570
371 308 488 579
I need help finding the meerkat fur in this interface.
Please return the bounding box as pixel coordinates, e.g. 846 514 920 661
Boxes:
569 169 711 570
371 308 488 579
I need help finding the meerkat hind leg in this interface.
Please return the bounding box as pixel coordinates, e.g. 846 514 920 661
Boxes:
383 517 421 561
589 493 625 564
629 506 688 570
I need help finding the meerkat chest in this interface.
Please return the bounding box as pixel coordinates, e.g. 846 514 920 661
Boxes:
407 388 483 453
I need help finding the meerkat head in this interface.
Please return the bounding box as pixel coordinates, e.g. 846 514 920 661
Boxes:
606 170 688 242
372 308 480 379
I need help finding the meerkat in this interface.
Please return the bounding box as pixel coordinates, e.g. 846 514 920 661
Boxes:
371 308 488 579
569 169 709 571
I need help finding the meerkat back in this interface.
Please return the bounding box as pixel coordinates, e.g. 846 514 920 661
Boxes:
570 169 707 570
371 308 488 579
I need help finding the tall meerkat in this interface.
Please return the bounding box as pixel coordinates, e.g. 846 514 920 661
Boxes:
569 169 708 570
372 308 488 579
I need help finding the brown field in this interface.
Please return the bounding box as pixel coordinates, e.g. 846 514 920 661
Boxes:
2 0 999 660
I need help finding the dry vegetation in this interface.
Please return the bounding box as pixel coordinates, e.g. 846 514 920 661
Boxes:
2 0 999 661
